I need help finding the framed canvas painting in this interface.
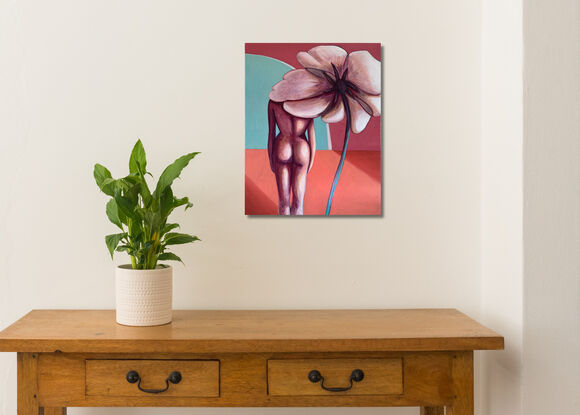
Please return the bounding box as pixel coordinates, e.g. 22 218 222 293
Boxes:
245 43 381 216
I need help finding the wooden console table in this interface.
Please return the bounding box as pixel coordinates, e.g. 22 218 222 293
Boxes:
0 309 503 414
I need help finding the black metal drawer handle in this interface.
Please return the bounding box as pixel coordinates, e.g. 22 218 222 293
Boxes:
308 369 365 392
126 370 182 394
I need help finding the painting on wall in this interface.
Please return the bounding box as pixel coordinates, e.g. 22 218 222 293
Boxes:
245 43 381 216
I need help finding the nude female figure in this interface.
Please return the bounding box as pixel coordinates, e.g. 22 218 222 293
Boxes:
267 100 316 215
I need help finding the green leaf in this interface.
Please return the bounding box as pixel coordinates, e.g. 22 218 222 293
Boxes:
174 196 193 210
105 233 126 259
128 219 143 239
94 164 119 195
129 139 147 176
160 187 174 218
98 177 127 197
154 152 199 197
157 252 183 263
122 173 152 208
94 163 112 187
138 176 152 207
162 223 180 235
142 210 159 233
106 199 123 229
122 175 139 185
163 232 200 245
114 194 140 222
99 178 116 196
123 180 141 205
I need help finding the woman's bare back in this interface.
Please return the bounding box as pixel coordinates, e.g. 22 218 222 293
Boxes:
271 101 311 137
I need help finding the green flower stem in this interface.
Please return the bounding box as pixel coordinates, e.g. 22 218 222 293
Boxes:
325 93 351 215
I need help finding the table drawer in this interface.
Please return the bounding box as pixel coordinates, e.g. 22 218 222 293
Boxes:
86 359 219 397
268 358 403 396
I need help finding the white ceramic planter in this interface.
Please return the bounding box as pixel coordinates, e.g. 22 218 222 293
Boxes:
115 265 173 326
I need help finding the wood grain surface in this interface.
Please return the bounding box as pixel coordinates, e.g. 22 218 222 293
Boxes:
17 353 39 415
268 358 403 396
447 351 474 415
86 359 219 397
37 351 457 408
6 310 499 413
421 407 444 415
41 409 66 415
0 309 504 353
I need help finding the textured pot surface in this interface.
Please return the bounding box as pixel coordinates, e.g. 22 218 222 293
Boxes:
115 265 172 326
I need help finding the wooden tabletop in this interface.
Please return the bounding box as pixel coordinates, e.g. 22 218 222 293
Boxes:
0 309 503 354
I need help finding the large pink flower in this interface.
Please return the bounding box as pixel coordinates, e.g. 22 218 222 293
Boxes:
269 45 381 133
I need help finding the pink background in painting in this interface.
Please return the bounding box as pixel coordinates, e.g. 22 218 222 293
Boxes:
245 43 382 151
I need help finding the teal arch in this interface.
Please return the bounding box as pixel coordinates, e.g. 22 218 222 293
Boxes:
245 54 329 150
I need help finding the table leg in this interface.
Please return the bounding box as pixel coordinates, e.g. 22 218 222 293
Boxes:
421 407 444 415
17 353 40 415
446 351 474 415
41 409 67 415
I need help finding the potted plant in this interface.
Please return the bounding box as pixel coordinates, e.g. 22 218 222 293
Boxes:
94 139 199 326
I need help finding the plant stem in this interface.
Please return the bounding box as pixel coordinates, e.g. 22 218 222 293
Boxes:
325 93 351 215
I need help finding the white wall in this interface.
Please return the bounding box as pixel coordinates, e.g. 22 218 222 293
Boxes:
522 0 580 413
480 0 524 414
0 1 485 414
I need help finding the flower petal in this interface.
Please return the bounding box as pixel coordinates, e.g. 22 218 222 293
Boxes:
347 95 371 134
321 98 345 123
351 91 381 116
297 46 348 77
346 50 381 95
269 69 331 102
364 93 381 116
283 93 334 119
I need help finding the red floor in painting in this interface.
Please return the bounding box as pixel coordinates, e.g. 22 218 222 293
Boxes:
245 149 381 216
